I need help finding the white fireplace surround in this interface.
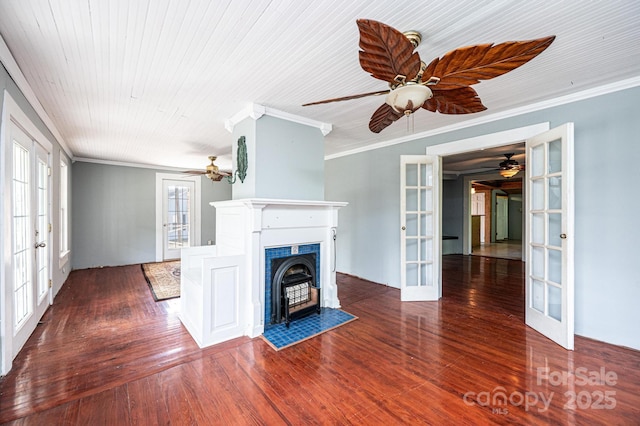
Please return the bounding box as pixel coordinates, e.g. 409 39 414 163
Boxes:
179 198 347 348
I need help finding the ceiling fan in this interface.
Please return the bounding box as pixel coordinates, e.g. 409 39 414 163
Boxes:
497 153 524 178
183 156 232 181
303 19 555 133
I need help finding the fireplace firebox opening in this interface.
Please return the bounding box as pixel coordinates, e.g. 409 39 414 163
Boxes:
270 253 320 328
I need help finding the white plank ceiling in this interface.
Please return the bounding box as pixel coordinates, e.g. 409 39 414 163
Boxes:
0 0 639 171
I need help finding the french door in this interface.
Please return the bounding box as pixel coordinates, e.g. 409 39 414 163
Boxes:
9 121 51 358
525 123 575 350
400 155 440 301
401 123 574 350
162 179 196 260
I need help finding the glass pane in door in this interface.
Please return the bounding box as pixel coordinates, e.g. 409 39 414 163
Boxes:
36 157 48 300
401 154 439 301
548 139 562 174
13 142 32 328
404 159 434 289
167 185 191 249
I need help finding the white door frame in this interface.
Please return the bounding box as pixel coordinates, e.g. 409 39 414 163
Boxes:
428 123 550 261
1 91 54 375
154 173 201 262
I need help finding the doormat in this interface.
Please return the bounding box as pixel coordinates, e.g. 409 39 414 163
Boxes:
141 261 181 301
261 308 357 351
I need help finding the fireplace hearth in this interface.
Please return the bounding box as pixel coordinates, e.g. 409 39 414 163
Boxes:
271 253 320 327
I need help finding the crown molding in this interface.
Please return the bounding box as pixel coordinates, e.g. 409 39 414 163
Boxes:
73 156 193 172
325 75 640 160
225 102 332 136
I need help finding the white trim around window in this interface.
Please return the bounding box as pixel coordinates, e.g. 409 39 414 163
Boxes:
59 155 70 268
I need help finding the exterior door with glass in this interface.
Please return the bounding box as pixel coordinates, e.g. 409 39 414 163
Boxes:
9 121 51 358
400 155 440 301
162 179 196 260
525 123 575 350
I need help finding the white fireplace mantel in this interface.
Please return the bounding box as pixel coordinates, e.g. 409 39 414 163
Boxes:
180 198 347 348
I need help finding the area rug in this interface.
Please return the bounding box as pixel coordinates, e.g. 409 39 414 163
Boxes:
141 261 181 301
261 308 357 351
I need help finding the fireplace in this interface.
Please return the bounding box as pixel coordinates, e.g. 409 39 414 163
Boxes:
180 199 347 348
270 253 320 327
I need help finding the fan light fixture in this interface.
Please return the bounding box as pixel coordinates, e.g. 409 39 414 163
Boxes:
498 153 520 178
499 168 519 178
302 19 555 134
386 83 433 115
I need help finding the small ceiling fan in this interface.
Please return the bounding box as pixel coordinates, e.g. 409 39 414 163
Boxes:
303 19 555 133
183 156 232 182
497 153 524 178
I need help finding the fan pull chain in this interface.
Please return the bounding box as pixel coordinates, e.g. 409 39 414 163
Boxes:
406 113 415 134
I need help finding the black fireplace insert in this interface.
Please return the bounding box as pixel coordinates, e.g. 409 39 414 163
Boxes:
270 253 320 327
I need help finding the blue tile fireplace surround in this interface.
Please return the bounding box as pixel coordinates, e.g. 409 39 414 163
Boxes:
264 243 320 329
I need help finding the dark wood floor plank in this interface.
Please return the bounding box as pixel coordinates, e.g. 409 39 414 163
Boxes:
127 375 170 425
75 385 131 426
1 256 639 424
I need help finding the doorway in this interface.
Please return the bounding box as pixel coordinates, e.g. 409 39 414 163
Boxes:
154 173 201 262
403 122 575 349
469 177 524 260
401 123 547 301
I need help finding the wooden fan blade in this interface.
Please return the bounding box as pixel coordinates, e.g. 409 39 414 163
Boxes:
422 86 487 114
369 103 404 133
302 89 390 107
422 36 555 89
357 19 422 84
182 170 206 175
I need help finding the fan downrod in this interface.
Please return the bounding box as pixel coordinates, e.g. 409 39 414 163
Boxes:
403 31 422 48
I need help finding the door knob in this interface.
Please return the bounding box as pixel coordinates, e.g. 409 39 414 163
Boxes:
34 242 46 248
560 233 567 239
401 226 406 231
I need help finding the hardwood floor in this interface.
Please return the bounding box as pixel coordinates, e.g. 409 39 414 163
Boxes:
471 240 523 260
1 256 639 424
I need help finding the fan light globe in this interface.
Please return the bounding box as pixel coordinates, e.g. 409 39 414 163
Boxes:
499 168 519 178
386 83 432 115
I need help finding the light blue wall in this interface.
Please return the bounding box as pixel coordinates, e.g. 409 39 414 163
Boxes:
232 115 325 200
326 86 640 350
231 118 257 200
508 195 523 241
201 175 233 244
71 161 231 269
442 179 464 253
